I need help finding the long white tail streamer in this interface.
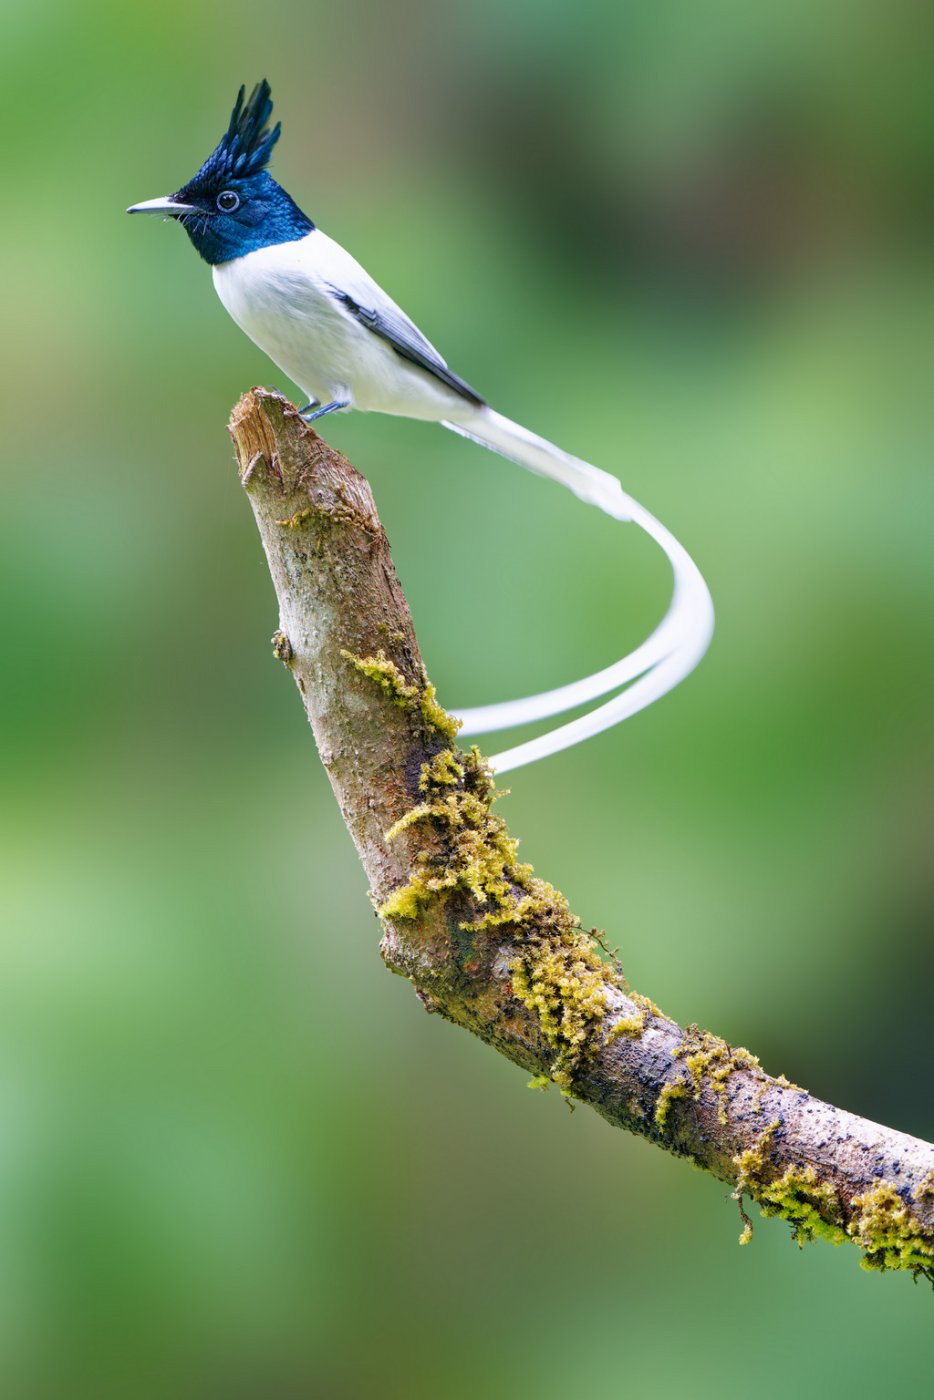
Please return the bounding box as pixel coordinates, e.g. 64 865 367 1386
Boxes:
442 407 715 775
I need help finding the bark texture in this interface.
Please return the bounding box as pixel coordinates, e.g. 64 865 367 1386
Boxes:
231 387 934 1282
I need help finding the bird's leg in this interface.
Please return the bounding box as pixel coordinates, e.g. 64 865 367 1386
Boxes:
300 400 349 423
285 399 319 418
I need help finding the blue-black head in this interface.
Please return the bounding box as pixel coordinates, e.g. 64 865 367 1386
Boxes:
127 81 314 265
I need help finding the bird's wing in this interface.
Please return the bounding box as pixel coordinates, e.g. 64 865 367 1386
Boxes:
324 283 485 407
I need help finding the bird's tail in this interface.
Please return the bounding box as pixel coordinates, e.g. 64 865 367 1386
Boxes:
442 404 715 774
445 405 633 520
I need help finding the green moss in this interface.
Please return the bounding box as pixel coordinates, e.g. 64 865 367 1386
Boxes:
379 734 622 1094
347 648 554 927
734 1128 934 1274
654 1025 761 1133
848 1180 934 1278
381 747 553 919
384 802 436 844
630 991 664 1019
733 1118 780 1188
914 1171 934 1204
735 1190 755 1246
379 880 428 922
344 649 462 744
420 682 460 741
349 648 638 1099
510 932 617 1095
607 1008 647 1041
379 740 567 949
755 1167 846 1247
271 629 293 663
675 1026 761 1127
734 1121 845 1249
343 649 419 706
654 1079 688 1130
276 506 316 529
419 749 463 790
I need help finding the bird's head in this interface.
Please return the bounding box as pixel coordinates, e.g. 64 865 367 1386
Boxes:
127 80 313 265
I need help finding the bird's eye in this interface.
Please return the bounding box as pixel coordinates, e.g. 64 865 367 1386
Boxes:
216 190 240 212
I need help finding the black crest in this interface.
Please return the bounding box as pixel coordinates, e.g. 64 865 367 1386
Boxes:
195 80 281 188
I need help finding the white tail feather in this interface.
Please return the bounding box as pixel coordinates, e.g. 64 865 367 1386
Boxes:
444 407 632 521
442 405 714 774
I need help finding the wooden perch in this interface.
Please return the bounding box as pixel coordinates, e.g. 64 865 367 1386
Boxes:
230 386 934 1282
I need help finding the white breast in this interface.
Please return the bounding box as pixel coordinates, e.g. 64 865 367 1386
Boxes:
212 231 464 420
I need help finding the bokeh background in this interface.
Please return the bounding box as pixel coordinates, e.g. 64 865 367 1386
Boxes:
2 0 933 1394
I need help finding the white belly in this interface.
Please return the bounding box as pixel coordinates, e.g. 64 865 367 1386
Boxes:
212 231 463 420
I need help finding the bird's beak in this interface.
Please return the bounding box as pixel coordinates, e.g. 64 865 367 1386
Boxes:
126 195 195 217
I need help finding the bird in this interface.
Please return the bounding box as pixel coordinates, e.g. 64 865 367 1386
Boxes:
128 81 713 774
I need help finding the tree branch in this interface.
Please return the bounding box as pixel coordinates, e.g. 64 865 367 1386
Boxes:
230 386 934 1282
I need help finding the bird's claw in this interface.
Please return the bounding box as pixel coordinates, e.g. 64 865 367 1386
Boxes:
299 400 350 423
285 401 319 419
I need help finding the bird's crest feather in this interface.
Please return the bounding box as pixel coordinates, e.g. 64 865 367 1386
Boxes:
223 81 281 177
191 80 281 189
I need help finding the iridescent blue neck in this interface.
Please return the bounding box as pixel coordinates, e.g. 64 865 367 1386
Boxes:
178 172 314 265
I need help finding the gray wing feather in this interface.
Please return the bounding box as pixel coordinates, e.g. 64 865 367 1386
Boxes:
326 285 485 407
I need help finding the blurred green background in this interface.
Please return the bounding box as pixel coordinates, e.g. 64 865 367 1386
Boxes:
2 0 933 1394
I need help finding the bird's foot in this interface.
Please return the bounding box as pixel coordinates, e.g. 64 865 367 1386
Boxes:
299 400 349 423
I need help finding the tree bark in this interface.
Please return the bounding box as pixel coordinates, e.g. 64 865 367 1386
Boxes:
230 386 934 1282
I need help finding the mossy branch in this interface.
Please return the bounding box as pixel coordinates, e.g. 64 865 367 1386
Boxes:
230 387 934 1284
